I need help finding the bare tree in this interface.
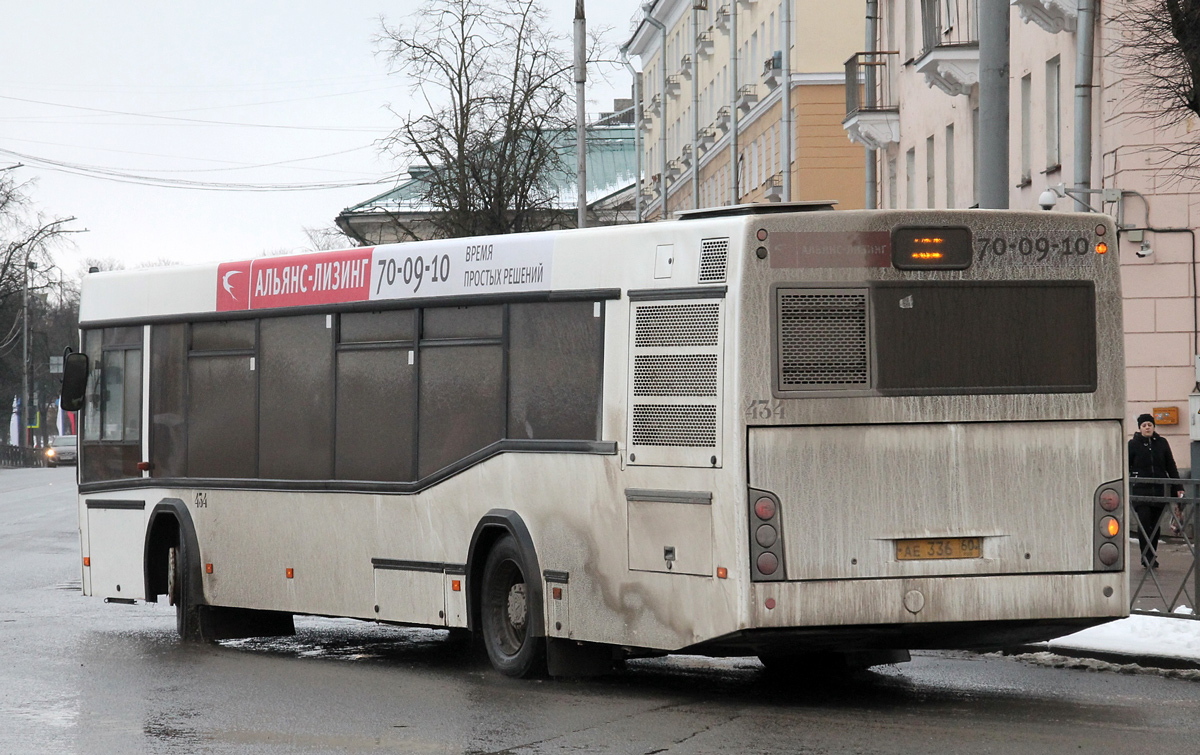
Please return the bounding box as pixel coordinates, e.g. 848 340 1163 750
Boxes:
378 0 590 239
1111 0 1200 171
302 225 356 251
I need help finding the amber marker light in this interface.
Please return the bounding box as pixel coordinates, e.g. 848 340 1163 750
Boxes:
1095 242 1108 254
552 587 563 600
286 568 294 579
451 579 461 592
1100 516 1120 538
83 557 90 567
205 563 213 574
717 566 728 579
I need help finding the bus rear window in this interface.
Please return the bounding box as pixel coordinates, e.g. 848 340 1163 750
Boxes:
871 281 1096 394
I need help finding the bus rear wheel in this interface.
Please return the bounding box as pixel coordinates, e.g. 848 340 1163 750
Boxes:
480 535 544 678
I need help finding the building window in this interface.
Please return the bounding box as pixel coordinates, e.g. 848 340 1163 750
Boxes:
971 106 980 206
906 147 916 209
926 135 936 208
1046 56 1061 170
945 124 956 209
888 157 898 209
1020 74 1032 185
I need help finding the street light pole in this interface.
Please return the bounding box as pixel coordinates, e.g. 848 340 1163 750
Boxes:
21 258 32 449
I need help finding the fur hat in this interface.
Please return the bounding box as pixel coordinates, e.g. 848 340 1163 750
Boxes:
1137 413 1155 427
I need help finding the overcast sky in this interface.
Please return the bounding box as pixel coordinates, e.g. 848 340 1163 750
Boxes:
0 1 636 275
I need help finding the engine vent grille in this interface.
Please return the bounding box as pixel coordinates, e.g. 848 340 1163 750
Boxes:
698 238 729 283
631 405 718 446
634 303 720 347
778 290 869 389
633 355 719 397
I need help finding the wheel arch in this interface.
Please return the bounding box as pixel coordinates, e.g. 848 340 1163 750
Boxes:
466 509 544 637
143 498 204 605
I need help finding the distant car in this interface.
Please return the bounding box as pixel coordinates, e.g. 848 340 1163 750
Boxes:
45 435 77 467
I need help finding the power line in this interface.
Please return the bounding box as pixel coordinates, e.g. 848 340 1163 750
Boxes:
0 94 389 133
0 148 400 192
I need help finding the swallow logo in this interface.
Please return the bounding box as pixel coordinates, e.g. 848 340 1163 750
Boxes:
223 270 242 301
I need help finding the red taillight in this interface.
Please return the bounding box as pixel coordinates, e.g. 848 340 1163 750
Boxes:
754 497 776 520
1099 489 1120 512
756 552 779 575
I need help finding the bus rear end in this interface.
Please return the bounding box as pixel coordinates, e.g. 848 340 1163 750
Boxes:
729 208 1124 656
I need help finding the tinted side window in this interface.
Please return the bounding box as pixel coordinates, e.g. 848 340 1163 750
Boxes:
418 345 504 477
508 302 603 440
150 324 187 478
341 310 415 343
259 315 334 479
188 355 257 478
423 305 503 339
336 348 416 481
192 320 256 351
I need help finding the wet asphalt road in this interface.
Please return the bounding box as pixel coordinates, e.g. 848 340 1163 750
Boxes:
3 467 1200 754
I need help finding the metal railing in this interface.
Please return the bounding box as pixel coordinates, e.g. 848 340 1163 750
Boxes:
919 0 979 59
844 51 900 119
0 444 44 468
1129 477 1200 621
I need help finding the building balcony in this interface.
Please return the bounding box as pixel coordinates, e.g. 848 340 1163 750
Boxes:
1012 0 1076 33
842 51 901 149
665 75 682 99
714 106 731 134
737 0 757 7
764 173 783 202
914 0 979 96
696 127 716 155
692 0 708 9
680 54 693 81
646 93 661 117
696 31 715 59
737 84 758 114
762 51 783 90
715 5 730 33
666 159 683 180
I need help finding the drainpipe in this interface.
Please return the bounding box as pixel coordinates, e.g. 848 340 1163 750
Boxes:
864 0 878 209
1073 0 1095 210
575 0 587 228
978 0 1010 208
692 6 700 208
782 0 792 201
730 2 740 204
644 10 669 219
620 43 643 223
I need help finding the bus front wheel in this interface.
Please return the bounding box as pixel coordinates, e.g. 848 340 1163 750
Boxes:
480 535 544 678
167 542 202 641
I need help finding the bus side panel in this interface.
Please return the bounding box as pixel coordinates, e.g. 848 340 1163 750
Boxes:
83 505 146 600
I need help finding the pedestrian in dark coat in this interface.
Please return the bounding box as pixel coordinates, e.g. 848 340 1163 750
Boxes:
1129 413 1183 568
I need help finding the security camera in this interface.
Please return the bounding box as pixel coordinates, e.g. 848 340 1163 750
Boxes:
1038 189 1058 211
1136 241 1153 258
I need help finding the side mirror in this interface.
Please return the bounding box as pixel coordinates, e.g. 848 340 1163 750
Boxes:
60 350 90 412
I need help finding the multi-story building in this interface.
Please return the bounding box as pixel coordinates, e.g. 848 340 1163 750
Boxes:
841 0 1200 461
626 0 867 219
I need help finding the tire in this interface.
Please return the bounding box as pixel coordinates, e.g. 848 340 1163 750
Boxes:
167 542 203 641
480 535 544 678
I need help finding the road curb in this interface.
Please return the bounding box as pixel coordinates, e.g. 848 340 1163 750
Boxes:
1003 644 1200 671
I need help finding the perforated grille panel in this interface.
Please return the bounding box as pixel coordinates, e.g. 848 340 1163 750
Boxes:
628 297 723 464
631 405 718 446
778 290 869 389
634 303 720 347
698 238 729 283
633 355 719 396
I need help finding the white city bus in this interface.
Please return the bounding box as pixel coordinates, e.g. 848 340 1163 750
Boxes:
72 204 1127 677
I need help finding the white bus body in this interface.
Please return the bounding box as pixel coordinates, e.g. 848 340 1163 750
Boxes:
76 206 1126 675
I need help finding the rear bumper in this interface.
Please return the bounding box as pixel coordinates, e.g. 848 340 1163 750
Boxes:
711 571 1126 654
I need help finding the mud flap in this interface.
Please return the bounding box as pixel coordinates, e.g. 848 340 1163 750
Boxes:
199 606 295 641
546 639 617 677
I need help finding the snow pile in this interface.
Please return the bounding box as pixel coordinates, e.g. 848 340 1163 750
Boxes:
1048 610 1200 662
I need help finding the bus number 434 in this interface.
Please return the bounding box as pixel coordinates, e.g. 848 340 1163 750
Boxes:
745 399 785 421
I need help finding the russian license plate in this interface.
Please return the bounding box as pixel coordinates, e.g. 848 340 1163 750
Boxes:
896 537 983 561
